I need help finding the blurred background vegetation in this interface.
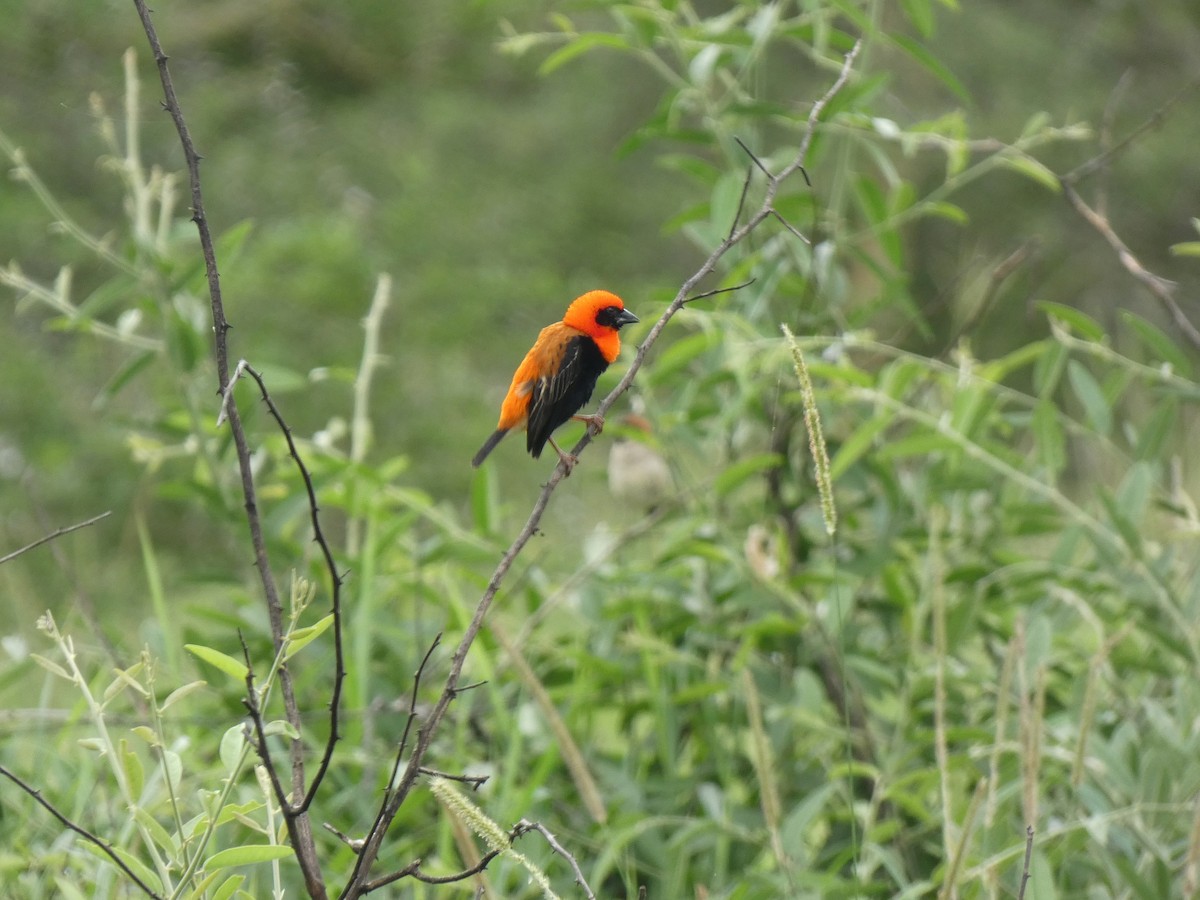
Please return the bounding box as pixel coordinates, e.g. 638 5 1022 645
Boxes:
2 0 1200 897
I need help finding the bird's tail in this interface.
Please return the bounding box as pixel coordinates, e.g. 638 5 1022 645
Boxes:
471 429 508 467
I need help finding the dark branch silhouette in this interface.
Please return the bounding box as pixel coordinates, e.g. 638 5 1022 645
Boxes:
0 763 165 899
0 510 111 565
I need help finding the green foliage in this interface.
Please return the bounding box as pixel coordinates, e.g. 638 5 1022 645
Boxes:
4 0 1200 898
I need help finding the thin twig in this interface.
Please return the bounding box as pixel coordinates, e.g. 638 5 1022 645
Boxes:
684 278 757 304
1017 825 1035 900
1063 73 1199 186
337 38 862 900
1059 179 1200 351
417 767 489 789
130 4 325 895
362 850 505 893
727 164 755 240
0 511 111 566
349 634 442 870
0 763 165 899
236 361 346 815
517 819 597 900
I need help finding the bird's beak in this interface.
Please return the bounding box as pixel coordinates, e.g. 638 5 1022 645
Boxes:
615 309 639 328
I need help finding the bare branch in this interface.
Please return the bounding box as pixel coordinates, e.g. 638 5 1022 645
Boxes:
0 763 165 899
337 38 863 900
130 4 325 894
417 767 489 789
362 850 505 893
684 278 757 305
1059 178 1200 351
1017 825 1035 900
1064 73 1199 186
235 361 346 815
0 511 111 566
517 819 597 900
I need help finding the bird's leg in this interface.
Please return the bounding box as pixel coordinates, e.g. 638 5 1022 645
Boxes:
547 436 578 475
572 412 605 436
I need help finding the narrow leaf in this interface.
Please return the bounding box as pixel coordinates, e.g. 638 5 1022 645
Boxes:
184 644 248 682
206 845 295 869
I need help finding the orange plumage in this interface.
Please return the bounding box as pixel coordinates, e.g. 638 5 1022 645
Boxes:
472 290 639 470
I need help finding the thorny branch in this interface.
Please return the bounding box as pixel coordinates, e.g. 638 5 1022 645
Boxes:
132 2 337 895
222 360 347 817
0 510 111 566
0 764 165 899
337 38 862 899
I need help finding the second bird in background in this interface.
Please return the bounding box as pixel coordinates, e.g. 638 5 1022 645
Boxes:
472 290 639 472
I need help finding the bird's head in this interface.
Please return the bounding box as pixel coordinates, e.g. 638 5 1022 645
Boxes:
563 290 639 339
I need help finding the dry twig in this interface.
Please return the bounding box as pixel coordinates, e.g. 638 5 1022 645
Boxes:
0 763 165 899
0 510 111 566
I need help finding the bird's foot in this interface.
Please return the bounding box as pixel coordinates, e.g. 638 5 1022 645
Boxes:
573 413 605 436
548 437 578 476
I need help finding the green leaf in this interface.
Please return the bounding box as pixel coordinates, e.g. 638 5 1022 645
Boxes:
132 806 178 856
96 350 158 406
159 680 208 712
876 431 957 460
184 644 248 682
921 200 968 224
829 412 891 481
284 614 334 661
182 870 225 900
715 454 784 496
104 662 148 704
77 842 162 894
206 845 295 869
710 170 747 236
1000 153 1061 192
1066 360 1111 435
1114 460 1156 527
900 0 935 37
646 331 721 384
1040 301 1106 341
1098 488 1142 555
262 719 301 740
130 725 160 747
1134 397 1176 461
1169 241 1200 257
1031 399 1066 477
220 724 246 776
1032 338 1069 396
30 653 71 681
120 739 144 801
1119 310 1192 376
212 875 246 900
538 33 629 75
889 34 968 102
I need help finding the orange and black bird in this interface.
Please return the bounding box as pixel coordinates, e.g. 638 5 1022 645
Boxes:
472 290 639 471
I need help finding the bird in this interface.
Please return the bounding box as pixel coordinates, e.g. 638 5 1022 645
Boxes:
472 290 639 472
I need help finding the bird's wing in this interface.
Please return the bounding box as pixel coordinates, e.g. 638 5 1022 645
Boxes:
526 332 602 456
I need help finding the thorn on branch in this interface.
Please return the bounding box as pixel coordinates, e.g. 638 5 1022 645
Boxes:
450 679 488 697
417 767 490 790
323 821 366 853
683 278 756 305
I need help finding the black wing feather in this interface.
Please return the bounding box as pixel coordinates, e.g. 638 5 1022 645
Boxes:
526 335 609 458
